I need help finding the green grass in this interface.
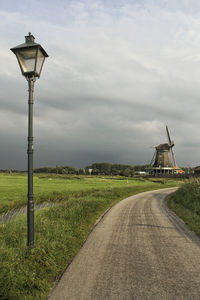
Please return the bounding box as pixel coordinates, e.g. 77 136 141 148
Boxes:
0 173 180 214
0 174 182 299
168 179 200 236
0 173 138 213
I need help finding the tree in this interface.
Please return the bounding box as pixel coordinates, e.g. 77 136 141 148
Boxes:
121 168 132 177
78 168 85 175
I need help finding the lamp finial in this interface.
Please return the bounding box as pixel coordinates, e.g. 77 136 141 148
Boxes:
25 32 35 43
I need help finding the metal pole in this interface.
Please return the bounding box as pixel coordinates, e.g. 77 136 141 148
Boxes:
27 77 35 247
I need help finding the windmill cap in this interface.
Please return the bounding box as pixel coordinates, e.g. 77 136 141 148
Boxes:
156 143 171 150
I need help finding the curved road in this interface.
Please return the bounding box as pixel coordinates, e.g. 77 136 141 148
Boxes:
48 188 200 300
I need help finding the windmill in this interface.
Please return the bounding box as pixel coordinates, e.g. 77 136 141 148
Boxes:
149 126 177 174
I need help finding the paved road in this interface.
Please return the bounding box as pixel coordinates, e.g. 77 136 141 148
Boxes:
48 188 200 300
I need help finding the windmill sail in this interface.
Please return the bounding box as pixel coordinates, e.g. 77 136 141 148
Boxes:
166 126 176 167
150 150 156 166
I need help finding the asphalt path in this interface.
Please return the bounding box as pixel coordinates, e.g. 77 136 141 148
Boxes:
48 188 200 300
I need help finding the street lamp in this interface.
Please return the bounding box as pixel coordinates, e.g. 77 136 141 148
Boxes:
11 33 48 247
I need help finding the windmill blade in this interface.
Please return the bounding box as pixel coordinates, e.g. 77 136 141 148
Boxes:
170 147 177 167
166 125 174 147
150 150 156 166
166 126 176 166
166 125 172 145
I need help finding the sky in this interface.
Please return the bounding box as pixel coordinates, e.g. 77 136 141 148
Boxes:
1 0 200 169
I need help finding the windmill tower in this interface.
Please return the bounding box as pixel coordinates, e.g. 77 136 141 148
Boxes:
149 126 177 174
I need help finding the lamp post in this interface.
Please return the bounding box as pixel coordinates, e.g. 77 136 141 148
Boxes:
11 33 48 247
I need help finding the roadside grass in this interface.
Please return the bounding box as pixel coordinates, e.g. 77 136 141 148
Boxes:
0 178 181 300
168 179 200 236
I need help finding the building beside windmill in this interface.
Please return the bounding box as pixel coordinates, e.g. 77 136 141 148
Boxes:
148 126 184 175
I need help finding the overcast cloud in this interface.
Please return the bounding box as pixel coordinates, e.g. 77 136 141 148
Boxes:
1 0 200 169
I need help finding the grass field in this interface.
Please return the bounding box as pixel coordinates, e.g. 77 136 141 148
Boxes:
0 173 136 213
168 179 200 237
0 173 181 214
0 173 183 299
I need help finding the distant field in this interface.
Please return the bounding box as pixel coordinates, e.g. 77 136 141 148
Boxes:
0 173 182 213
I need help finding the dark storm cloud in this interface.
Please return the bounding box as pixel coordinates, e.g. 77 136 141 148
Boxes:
1 1 200 169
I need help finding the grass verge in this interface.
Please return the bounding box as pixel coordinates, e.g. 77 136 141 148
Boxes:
168 180 200 236
1 179 180 299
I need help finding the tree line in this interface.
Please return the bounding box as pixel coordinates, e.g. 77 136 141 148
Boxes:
33 163 150 177
0 164 196 176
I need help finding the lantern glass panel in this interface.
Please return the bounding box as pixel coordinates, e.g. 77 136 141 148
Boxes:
16 48 37 74
36 48 45 75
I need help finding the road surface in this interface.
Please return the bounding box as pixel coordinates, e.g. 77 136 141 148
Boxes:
48 188 200 300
